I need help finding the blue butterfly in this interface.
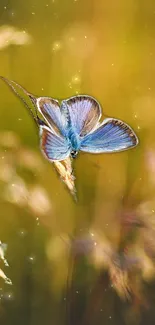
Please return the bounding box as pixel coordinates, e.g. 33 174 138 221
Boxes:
0 76 139 162
36 95 139 161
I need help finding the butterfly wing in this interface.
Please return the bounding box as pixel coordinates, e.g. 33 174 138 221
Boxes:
61 95 101 136
37 97 67 136
80 118 139 153
40 126 71 161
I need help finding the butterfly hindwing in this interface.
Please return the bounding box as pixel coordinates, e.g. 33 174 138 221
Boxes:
40 126 70 161
61 95 101 136
80 118 138 153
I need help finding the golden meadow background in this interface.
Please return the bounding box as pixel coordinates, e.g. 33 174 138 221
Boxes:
0 1 155 324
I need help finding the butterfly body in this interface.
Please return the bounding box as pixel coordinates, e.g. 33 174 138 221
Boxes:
67 126 81 153
59 101 82 155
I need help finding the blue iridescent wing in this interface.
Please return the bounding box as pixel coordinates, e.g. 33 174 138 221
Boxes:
61 95 101 136
40 126 71 161
37 97 67 136
80 118 139 153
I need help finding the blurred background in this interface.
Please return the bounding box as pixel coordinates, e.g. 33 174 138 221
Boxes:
0 0 155 324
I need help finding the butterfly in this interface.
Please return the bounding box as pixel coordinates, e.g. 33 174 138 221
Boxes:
37 94 139 161
1 77 139 197
1 77 139 161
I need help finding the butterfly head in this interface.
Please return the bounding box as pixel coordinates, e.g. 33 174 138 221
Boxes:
71 150 78 158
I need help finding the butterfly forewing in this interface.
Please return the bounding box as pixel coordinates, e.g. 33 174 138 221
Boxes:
61 95 101 136
37 97 67 136
80 118 138 153
40 125 71 161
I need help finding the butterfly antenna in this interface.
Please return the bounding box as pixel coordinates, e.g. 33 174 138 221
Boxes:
0 76 39 127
